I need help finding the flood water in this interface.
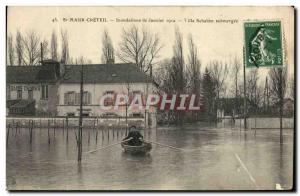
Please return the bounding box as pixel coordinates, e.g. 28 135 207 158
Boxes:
6 124 294 190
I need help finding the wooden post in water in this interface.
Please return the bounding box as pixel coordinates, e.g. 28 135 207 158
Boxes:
66 117 69 141
47 119 50 144
15 121 18 136
95 129 98 145
116 126 118 140
29 120 33 144
6 124 10 145
40 118 42 131
88 128 90 145
53 118 56 137
92 118 96 133
62 119 65 135
113 126 115 139
107 127 109 142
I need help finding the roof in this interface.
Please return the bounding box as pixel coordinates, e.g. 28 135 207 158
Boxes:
62 63 153 84
6 63 157 85
6 64 58 84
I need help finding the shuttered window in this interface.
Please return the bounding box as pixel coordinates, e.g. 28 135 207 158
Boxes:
41 85 48 100
75 93 80 105
6 86 11 100
64 91 75 105
104 91 115 106
17 89 22 99
83 91 91 105
64 91 91 105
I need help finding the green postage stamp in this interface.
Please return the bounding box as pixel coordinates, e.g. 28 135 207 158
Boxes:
244 21 283 68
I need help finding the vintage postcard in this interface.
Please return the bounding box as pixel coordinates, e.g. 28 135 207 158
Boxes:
6 6 295 191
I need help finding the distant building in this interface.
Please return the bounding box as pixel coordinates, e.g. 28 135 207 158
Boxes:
283 98 294 117
217 97 244 118
6 60 63 116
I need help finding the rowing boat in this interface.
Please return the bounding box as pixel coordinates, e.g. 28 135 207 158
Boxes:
121 141 152 154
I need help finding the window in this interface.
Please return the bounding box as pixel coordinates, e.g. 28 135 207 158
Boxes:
82 91 91 105
132 90 141 95
17 89 22 99
72 92 91 105
131 90 143 105
6 86 11 100
82 113 89 117
132 112 143 118
104 91 115 106
28 90 33 100
67 112 75 117
41 85 48 100
75 93 80 105
105 91 114 95
102 112 117 117
64 91 75 105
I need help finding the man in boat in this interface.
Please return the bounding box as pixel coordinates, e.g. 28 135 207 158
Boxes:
123 125 143 146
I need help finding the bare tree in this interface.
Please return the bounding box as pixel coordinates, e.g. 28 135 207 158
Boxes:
230 57 241 116
288 75 294 101
118 25 163 75
269 67 287 143
101 29 115 64
171 27 185 93
207 60 229 111
41 39 49 61
15 30 24 66
23 30 41 65
171 27 186 124
246 69 262 114
186 34 201 121
263 76 271 113
187 34 201 94
51 30 58 61
61 29 70 64
7 34 15 66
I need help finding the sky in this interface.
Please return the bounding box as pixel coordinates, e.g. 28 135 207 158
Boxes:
7 6 294 79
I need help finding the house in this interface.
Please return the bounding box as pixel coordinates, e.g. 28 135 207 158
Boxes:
57 63 158 127
6 60 63 116
283 98 294 117
7 60 158 127
217 97 244 118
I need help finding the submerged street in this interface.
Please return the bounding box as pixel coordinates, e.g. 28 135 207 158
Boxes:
6 124 293 190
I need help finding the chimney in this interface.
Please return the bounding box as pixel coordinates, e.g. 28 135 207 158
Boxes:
59 60 65 78
107 58 114 64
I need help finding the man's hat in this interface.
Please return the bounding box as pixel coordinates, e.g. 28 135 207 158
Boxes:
129 125 138 132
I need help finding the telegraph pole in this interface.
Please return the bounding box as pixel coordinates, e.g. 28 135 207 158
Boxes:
78 64 84 162
279 67 283 143
243 47 247 130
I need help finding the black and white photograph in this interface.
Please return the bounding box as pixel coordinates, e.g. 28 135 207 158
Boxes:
5 6 295 191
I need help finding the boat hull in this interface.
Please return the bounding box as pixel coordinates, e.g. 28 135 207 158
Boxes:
121 141 152 154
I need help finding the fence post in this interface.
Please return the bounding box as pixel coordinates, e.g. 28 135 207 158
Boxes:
47 119 50 144
66 117 69 141
6 124 10 145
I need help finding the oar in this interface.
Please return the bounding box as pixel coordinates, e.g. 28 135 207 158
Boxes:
85 138 132 154
143 140 185 151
